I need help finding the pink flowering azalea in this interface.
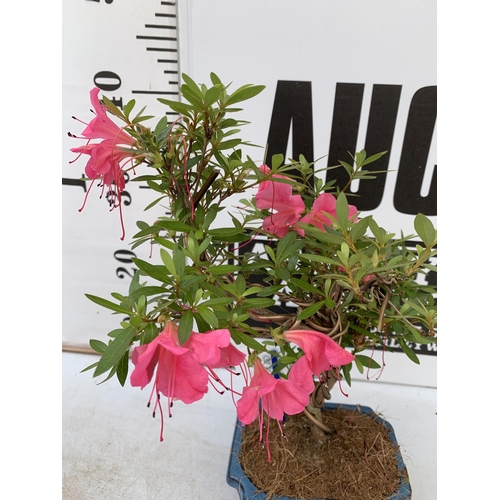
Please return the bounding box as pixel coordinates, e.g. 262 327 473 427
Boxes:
283 329 355 376
80 87 136 146
295 192 358 236
130 322 241 441
184 328 246 394
236 356 312 461
70 88 137 240
255 165 305 237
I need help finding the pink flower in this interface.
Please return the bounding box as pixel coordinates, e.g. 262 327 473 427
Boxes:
70 88 137 240
236 356 312 461
130 322 240 441
80 87 136 146
283 329 355 376
255 165 305 237
295 192 358 236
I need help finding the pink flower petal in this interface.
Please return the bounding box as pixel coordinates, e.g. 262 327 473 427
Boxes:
283 329 355 375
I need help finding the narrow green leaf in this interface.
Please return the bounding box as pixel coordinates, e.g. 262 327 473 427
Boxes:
182 73 204 97
256 285 284 297
133 258 172 282
127 286 168 302
218 139 242 150
342 362 353 386
94 326 136 377
196 306 219 328
116 352 129 387
157 98 194 116
354 356 364 374
89 339 107 354
229 328 265 352
397 339 421 364
85 294 131 315
360 151 387 167
350 216 371 242
290 278 325 297
80 361 99 374
242 298 276 309
225 84 265 106
297 300 325 321
299 254 341 266
200 296 234 308
178 311 194 344
414 214 437 247
354 354 381 370
204 85 221 106
173 245 186 277
101 95 127 121
271 154 284 170
335 192 349 229
160 249 177 278
142 323 158 345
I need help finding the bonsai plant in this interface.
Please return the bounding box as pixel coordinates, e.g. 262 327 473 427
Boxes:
69 72 437 500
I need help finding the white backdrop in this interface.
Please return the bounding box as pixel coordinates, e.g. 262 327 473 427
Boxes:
62 0 437 387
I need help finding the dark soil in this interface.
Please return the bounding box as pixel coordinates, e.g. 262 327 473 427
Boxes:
239 407 406 500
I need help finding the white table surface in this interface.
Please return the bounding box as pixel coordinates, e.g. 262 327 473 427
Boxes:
62 351 436 500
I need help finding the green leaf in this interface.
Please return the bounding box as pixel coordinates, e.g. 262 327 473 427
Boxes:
342 362 353 386
204 85 221 106
157 98 194 116
299 253 341 266
123 98 136 118
397 339 421 364
297 300 325 321
173 245 186 277
354 354 381 370
256 285 284 297
201 296 234 308
80 361 99 374
178 311 194 344
271 154 284 170
101 95 127 121
350 216 371 242
335 192 349 229
160 249 177 278
142 323 158 345
354 356 364 374
218 138 242 150
85 294 131 315
133 258 172 282
207 228 248 242
94 326 136 377
196 306 219 328
290 278 325 297
225 84 265 106
414 214 437 247
127 286 168 302
116 352 129 387
229 328 265 352
182 73 204 98
210 72 222 86
360 151 387 167
89 339 107 354
156 220 195 233
206 264 242 275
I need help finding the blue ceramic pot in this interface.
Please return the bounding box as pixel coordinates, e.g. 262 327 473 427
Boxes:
226 402 411 500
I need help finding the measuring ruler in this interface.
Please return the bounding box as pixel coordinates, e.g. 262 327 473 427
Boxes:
62 0 184 348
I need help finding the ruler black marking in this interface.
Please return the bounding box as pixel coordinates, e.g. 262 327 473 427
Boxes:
132 1 179 107
145 24 175 29
131 90 178 95
136 35 177 41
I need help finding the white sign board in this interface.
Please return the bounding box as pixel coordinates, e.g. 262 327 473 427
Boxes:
62 0 436 386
